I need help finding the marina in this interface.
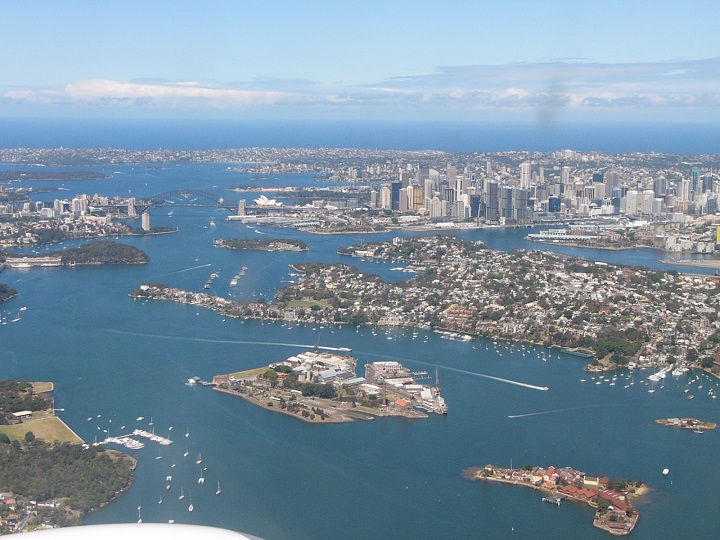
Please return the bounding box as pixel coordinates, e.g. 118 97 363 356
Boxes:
229 266 247 287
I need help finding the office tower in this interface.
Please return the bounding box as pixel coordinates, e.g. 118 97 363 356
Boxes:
605 171 619 192
379 185 391 209
561 166 571 184
625 190 639 216
390 181 402 211
417 164 430 186
548 196 561 213
520 162 531 189
127 198 137 218
691 167 701 197
399 188 408 212
653 176 667 198
592 172 604 184
485 181 499 221
446 165 457 186
469 195 481 217
679 179 691 201
141 211 151 231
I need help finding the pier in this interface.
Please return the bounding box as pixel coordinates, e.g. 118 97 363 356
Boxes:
543 494 566 506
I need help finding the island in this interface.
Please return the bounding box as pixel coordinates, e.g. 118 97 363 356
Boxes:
211 352 446 423
213 238 308 252
3 241 149 268
655 417 716 432
0 283 18 304
0 380 134 532
463 464 645 535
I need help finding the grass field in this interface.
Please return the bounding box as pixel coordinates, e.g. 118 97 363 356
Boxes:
31 381 54 394
0 414 83 444
227 366 269 379
286 299 333 309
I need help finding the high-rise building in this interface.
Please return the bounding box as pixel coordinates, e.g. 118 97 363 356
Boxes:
399 188 408 212
379 185 391 209
417 164 430 186
691 167 701 198
141 211 151 231
485 181 499 222
561 166 571 184
390 182 402 211
446 165 457 186
520 162 531 189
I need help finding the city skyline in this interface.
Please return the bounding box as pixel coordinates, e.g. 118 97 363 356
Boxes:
2 1 720 123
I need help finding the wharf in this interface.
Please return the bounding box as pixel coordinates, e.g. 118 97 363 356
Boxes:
131 429 173 445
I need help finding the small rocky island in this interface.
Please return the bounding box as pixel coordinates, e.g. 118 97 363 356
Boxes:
213 237 308 252
464 464 645 535
655 417 716 431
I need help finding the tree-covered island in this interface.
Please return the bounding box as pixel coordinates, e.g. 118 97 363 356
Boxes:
55 240 149 265
214 238 308 252
0 283 18 304
0 380 134 532
131 235 720 375
463 465 645 535
2 241 149 268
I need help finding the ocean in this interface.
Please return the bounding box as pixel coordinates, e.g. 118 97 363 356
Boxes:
0 117 719 154
0 134 719 539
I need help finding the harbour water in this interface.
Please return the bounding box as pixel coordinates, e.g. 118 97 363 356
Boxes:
2 164 720 539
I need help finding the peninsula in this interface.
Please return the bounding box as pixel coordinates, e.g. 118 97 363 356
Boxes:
0 380 135 532
213 237 308 252
464 464 644 536
212 352 446 423
131 235 720 378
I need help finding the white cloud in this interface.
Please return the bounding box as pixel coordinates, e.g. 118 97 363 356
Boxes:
5 79 290 108
3 58 720 120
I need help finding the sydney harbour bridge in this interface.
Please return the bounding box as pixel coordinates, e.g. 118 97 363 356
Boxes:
91 189 304 217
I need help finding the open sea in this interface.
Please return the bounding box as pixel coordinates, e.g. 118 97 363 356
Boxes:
1 117 720 154
1 120 720 539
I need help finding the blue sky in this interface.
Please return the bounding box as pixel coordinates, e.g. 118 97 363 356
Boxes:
2 0 720 123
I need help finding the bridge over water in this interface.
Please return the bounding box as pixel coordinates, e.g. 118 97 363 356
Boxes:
93 189 312 217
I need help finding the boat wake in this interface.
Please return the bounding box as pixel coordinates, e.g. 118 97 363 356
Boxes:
149 263 212 279
105 330 350 352
373 355 549 392
508 405 600 419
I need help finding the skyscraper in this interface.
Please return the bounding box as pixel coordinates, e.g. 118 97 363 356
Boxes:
141 211 151 232
520 161 531 189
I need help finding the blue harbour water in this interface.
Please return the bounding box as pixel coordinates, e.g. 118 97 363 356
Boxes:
1 121 719 539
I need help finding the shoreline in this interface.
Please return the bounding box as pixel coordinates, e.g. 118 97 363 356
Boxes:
464 466 641 536
212 386 353 424
660 258 720 269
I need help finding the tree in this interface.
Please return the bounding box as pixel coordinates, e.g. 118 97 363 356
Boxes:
0 433 10 444
24 431 35 443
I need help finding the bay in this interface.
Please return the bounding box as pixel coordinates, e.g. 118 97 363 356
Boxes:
1 165 719 539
